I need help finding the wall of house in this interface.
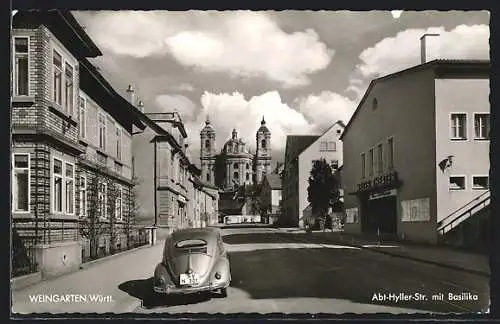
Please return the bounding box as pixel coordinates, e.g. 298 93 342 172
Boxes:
342 68 438 243
297 124 343 227
281 159 299 226
434 78 490 223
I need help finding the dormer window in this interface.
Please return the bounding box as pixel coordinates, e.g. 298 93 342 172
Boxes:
233 163 238 169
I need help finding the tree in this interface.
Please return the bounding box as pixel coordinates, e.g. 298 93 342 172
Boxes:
307 159 341 232
79 167 109 260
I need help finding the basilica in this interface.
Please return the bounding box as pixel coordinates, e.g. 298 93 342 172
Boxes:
200 116 272 191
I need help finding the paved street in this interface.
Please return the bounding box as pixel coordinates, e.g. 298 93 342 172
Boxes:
135 226 489 314
12 225 489 315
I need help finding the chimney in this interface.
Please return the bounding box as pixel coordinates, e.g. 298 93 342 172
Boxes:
137 100 144 113
126 85 135 105
420 33 440 64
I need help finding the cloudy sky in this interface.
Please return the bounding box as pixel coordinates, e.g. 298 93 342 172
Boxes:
72 10 489 166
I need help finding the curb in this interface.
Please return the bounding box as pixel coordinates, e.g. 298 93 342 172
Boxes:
80 241 161 270
276 231 490 277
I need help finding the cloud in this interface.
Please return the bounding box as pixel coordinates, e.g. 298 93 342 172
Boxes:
294 91 356 130
79 10 333 87
345 24 490 101
171 83 195 92
155 94 197 120
184 91 314 158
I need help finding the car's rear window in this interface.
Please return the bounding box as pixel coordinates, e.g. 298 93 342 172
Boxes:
175 239 207 249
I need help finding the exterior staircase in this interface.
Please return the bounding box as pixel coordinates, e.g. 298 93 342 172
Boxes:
437 190 490 252
437 190 490 236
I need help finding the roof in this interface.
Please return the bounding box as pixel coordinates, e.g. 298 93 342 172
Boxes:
284 135 320 164
12 10 102 58
264 174 282 189
146 112 188 138
340 59 490 140
79 58 146 131
218 199 245 213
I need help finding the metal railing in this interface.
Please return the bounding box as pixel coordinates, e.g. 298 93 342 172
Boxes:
437 191 491 235
12 233 38 277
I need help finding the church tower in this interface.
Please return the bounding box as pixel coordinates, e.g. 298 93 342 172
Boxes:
200 116 216 185
255 116 272 184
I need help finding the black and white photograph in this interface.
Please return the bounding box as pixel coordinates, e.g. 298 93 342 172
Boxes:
9 6 492 317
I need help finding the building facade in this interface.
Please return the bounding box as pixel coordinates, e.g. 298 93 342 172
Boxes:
132 110 220 234
200 117 273 191
281 121 345 227
11 10 145 277
341 59 490 246
259 174 282 224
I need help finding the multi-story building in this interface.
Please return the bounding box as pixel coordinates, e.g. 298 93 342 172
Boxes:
11 10 145 277
341 57 490 247
281 121 345 227
200 117 273 191
132 109 219 236
259 174 282 224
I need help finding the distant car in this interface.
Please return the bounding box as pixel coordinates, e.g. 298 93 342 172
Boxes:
153 227 231 297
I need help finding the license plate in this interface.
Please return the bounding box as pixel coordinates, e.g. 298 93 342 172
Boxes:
180 273 199 285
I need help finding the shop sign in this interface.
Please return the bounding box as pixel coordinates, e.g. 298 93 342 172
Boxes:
358 171 399 193
369 189 397 200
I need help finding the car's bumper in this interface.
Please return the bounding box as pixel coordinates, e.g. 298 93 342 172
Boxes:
153 281 229 295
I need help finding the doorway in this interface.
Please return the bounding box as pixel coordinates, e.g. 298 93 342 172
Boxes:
361 195 398 235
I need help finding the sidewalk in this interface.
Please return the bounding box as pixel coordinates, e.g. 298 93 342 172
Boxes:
277 229 490 277
11 240 165 314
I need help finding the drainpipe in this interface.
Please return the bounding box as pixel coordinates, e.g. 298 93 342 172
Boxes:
153 141 157 227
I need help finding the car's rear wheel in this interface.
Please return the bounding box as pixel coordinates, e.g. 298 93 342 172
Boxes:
220 287 227 298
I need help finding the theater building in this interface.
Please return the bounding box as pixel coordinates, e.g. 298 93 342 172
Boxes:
341 59 490 245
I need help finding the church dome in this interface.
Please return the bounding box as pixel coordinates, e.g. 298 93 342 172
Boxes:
223 128 250 155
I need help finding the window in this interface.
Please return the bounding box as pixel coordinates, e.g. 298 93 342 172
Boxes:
246 163 249 170
79 175 87 217
65 163 74 214
98 113 106 150
12 154 30 212
377 143 383 173
53 159 63 212
474 114 490 139
116 126 122 160
472 176 489 190
336 129 342 135
115 186 123 221
114 162 122 175
79 96 86 138
52 50 62 105
261 139 266 149
449 176 466 190
387 137 394 169
206 173 211 182
319 140 336 152
234 172 239 180
451 113 467 140
368 148 374 176
361 153 366 179
233 163 238 169
246 173 249 181
205 139 210 150
13 37 29 96
98 182 108 218
64 63 74 115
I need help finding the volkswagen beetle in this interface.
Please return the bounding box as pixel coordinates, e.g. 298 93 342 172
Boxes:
153 227 231 297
